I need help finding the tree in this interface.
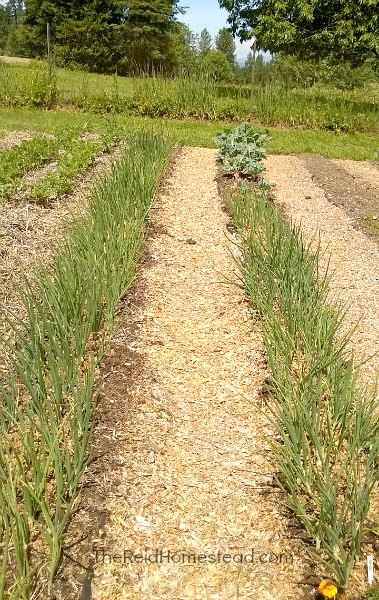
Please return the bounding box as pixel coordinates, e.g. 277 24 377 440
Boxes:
218 0 379 66
172 22 198 74
23 0 123 68
0 1 27 57
215 27 235 64
198 28 212 56
22 0 181 73
240 52 268 85
120 0 179 74
0 7 11 53
200 49 235 82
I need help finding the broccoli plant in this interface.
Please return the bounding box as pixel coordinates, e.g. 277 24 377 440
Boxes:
215 122 270 179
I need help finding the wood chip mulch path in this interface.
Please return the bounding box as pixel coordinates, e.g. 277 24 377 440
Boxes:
265 155 379 380
64 147 307 600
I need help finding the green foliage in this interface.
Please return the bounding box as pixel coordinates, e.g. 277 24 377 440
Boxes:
22 0 181 74
23 0 122 73
200 49 235 82
215 27 236 64
120 0 179 74
216 122 270 177
229 183 379 592
198 28 213 56
0 1 27 57
0 119 122 203
219 0 379 65
367 585 379 600
0 6 11 54
0 135 59 200
172 22 198 74
28 124 120 202
1 62 379 134
0 131 173 597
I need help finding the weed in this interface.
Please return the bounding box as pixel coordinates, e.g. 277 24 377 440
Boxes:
0 61 378 133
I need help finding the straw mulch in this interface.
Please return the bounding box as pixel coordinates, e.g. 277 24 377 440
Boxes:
81 147 306 600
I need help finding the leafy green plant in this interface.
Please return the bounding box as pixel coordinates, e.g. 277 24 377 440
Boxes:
0 136 60 201
216 122 270 178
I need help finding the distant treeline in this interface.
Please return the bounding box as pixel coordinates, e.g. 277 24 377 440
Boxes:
0 1 377 88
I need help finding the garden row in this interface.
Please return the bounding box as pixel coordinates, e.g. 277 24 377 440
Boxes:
218 124 379 598
0 121 121 204
1 61 378 134
0 131 173 598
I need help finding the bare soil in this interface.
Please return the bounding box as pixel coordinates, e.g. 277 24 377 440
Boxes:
302 155 379 244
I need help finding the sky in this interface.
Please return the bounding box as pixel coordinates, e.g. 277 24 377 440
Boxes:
180 0 254 64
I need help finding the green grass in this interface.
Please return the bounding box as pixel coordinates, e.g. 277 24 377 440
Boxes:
367 585 379 599
0 130 173 598
364 215 379 235
0 135 59 200
0 115 122 202
227 182 379 593
0 108 378 161
1 60 378 134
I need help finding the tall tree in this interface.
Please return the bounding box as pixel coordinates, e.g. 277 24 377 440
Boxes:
23 0 123 67
172 22 198 74
23 0 183 73
120 0 179 73
1 1 27 56
215 27 235 64
0 6 11 53
198 28 212 56
218 0 379 65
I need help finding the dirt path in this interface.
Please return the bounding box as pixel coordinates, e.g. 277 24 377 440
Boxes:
60 147 306 600
265 155 379 380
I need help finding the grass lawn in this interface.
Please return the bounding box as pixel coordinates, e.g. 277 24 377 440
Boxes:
0 108 378 161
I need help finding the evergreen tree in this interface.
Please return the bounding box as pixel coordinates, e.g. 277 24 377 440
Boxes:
0 6 11 54
198 28 212 56
215 27 235 64
23 0 123 71
0 1 27 57
23 0 181 73
172 22 198 74
120 0 179 74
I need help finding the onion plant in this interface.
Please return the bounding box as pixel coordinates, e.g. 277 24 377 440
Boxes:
228 184 379 594
0 131 173 598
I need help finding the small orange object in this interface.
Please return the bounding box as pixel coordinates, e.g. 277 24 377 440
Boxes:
318 580 338 598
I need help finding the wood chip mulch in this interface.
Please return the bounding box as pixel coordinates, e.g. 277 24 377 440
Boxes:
55 147 308 600
265 154 379 381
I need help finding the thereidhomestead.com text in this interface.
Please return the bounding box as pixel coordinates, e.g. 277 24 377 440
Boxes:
94 548 294 566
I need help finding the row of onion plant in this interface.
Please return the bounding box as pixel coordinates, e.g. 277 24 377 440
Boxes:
228 183 379 595
0 131 173 598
